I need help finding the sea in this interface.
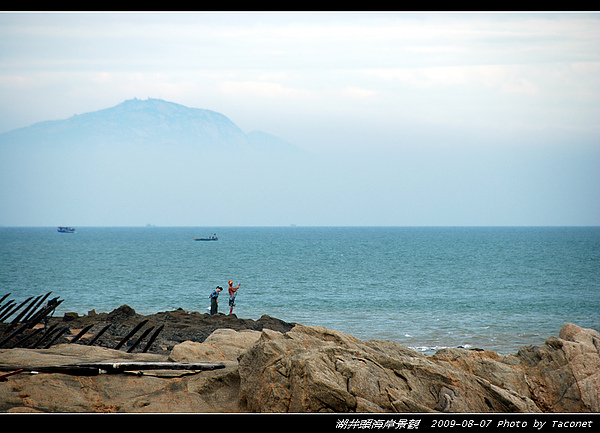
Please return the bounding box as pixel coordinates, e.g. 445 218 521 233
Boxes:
1 226 598 355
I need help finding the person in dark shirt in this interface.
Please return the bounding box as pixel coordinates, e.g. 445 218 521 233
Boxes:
210 286 223 315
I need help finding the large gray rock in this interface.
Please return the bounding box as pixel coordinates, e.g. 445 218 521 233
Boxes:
237 323 599 413
1 322 598 413
0 330 254 413
515 323 600 412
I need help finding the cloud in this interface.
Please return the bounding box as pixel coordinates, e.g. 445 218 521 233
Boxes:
92 72 114 84
220 80 315 100
341 86 380 100
0 75 29 88
0 12 599 226
363 64 541 95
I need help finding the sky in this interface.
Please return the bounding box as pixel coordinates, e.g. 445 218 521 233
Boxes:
0 11 599 226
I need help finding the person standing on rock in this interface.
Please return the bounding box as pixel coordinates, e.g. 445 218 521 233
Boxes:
210 286 223 315
228 280 241 315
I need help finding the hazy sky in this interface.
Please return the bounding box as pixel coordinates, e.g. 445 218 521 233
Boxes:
0 12 599 226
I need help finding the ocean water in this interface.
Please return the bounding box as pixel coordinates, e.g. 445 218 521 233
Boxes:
1 226 598 354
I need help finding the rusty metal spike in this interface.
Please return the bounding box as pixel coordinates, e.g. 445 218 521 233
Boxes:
114 319 149 350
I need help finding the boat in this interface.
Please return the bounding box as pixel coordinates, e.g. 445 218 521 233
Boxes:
57 227 76 233
194 234 218 241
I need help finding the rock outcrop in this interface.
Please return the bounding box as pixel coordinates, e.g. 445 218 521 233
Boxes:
237 323 599 413
1 321 598 413
238 325 533 413
38 305 296 355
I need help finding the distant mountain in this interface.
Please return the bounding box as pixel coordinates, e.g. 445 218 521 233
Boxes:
0 98 298 153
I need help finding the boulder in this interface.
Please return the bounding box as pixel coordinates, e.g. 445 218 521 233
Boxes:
169 329 262 363
558 323 600 412
1 321 598 413
0 328 261 413
237 323 599 413
517 323 600 412
0 344 175 413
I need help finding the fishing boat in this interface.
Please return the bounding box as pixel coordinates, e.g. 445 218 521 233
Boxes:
194 234 218 241
57 227 76 233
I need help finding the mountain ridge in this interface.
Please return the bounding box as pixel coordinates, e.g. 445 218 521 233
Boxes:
0 97 312 226
0 98 298 152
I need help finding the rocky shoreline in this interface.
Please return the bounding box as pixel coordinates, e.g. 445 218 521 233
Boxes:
0 305 599 413
49 304 297 354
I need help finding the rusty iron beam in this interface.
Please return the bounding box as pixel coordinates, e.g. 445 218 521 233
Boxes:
43 327 70 349
142 324 164 353
114 320 148 350
0 369 23 382
0 364 101 376
29 324 59 349
8 296 40 328
7 327 43 349
0 301 17 322
25 297 61 326
126 326 154 353
0 362 226 376
0 297 33 324
87 324 111 346
69 324 94 344
22 292 52 322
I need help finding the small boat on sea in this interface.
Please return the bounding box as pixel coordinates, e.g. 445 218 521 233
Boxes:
194 234 218 241
57 227 76 233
